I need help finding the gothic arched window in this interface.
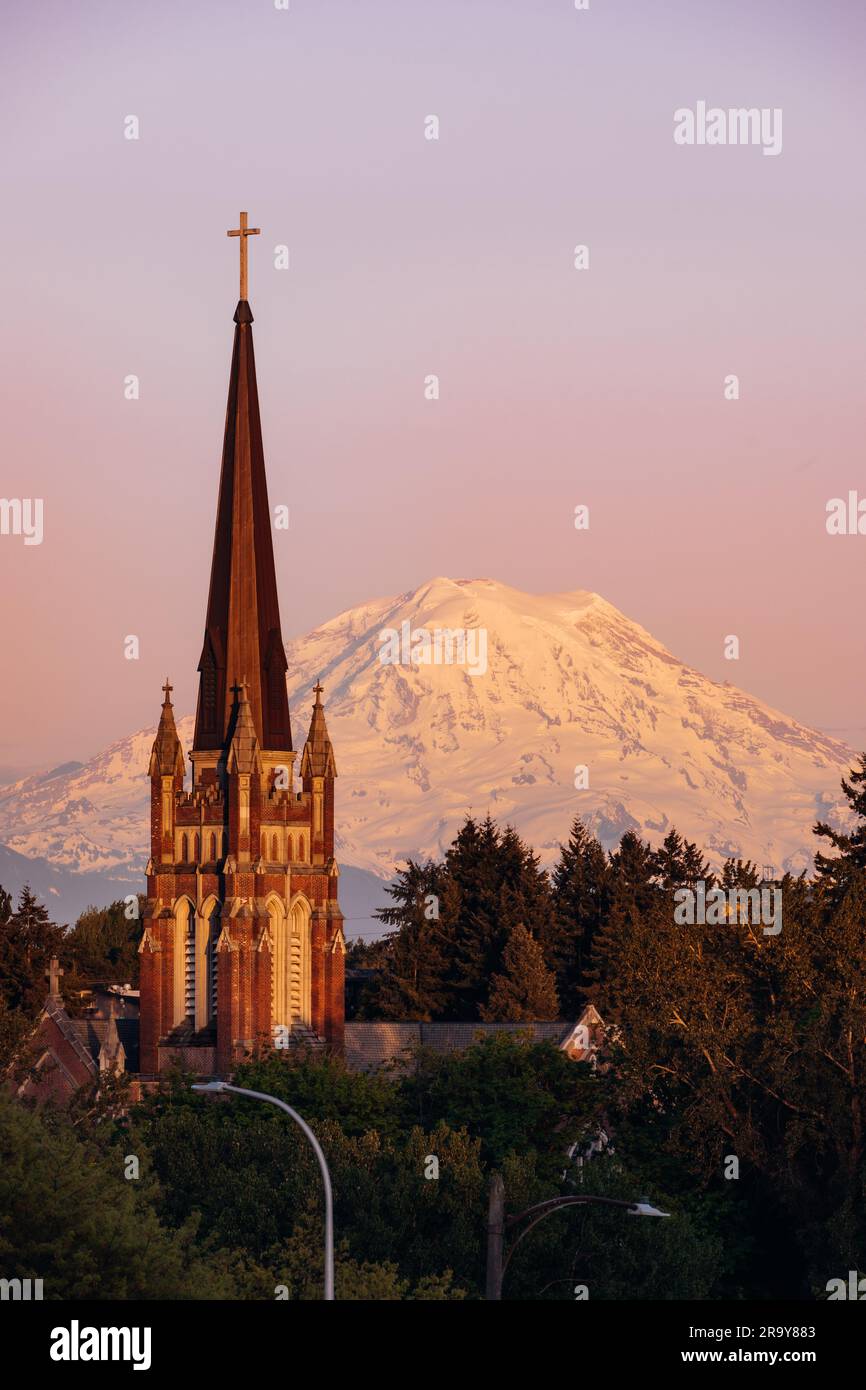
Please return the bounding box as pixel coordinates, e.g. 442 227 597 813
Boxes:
271 896 311 1030
173 899 195 1027
209 833 217 861
181 833 188 862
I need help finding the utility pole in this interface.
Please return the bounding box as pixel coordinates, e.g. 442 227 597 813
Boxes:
485 1173 669 1300
486 1172 505 1300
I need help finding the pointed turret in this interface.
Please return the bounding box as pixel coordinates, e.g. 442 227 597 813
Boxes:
193 297 291 756
301 681 336 864
148 680 185 867
227 677 263 776
149 680 185 779
300 681 337 779
98 1006 127 1076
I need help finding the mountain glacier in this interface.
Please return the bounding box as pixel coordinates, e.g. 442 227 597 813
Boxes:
0 578 854 903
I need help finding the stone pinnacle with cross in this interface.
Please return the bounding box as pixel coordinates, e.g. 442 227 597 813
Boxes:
46 957 64 999
227 211 260 301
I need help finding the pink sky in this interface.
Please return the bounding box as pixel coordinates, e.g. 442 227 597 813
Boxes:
1 0 865 776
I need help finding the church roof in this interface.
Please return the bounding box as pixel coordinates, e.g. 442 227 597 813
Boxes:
193 298 292 755
71 1016 139 1073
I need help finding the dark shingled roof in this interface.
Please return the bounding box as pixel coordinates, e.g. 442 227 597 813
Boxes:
67 1018 140 1073
344 1021 573 1073
43 1000 98 1075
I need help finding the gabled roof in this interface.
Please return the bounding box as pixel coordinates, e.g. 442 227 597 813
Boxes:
43 999 99 1076
70 1017 140 1074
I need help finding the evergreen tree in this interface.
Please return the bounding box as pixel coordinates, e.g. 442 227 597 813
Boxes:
548 818 608 1005
585 831 662 996
608 830 658 900
479 923 560 1022
653 827 687 888
814 752 866 893
364 817 558 1020
654 828 713 890
65 897 144 987
0 885 66 1018
442 818 556 1019
440 816 507 1017
719 857 761 890
362 860 450 1020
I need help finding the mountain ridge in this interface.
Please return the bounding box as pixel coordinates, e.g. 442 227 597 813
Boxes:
0 579 854 911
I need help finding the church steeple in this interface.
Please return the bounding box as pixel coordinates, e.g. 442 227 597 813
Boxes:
140 216 344 1080
193 214 291 756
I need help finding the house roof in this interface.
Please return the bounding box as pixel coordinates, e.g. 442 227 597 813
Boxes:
344 1021 576 1073
43 999 99 1076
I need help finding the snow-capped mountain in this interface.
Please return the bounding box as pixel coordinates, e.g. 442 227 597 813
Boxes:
0 578 855 909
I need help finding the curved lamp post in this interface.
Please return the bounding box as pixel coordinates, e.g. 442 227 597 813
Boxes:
192 1080 335 1300
486 1174 670 1300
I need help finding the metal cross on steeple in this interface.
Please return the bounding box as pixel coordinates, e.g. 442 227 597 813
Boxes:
227 211 260 301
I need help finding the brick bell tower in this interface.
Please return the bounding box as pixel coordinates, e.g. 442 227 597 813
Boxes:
138 213 345 1079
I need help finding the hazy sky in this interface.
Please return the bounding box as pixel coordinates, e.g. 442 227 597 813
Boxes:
1 0 864 775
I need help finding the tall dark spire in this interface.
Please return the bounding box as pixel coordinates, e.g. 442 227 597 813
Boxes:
193 263 291 754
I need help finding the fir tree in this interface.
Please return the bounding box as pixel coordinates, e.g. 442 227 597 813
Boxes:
814 752 866 893
365 816 558 1021
0 885 66 1017
364 860 450 1019
585 831 660 994
654 828 713 890
719 857 761 890
479 923 559 1022
548 818 609 1006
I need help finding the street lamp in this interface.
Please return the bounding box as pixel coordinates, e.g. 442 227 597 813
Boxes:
629 1197 670 1218
191 1080 335 1301
486 1175 670 1300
